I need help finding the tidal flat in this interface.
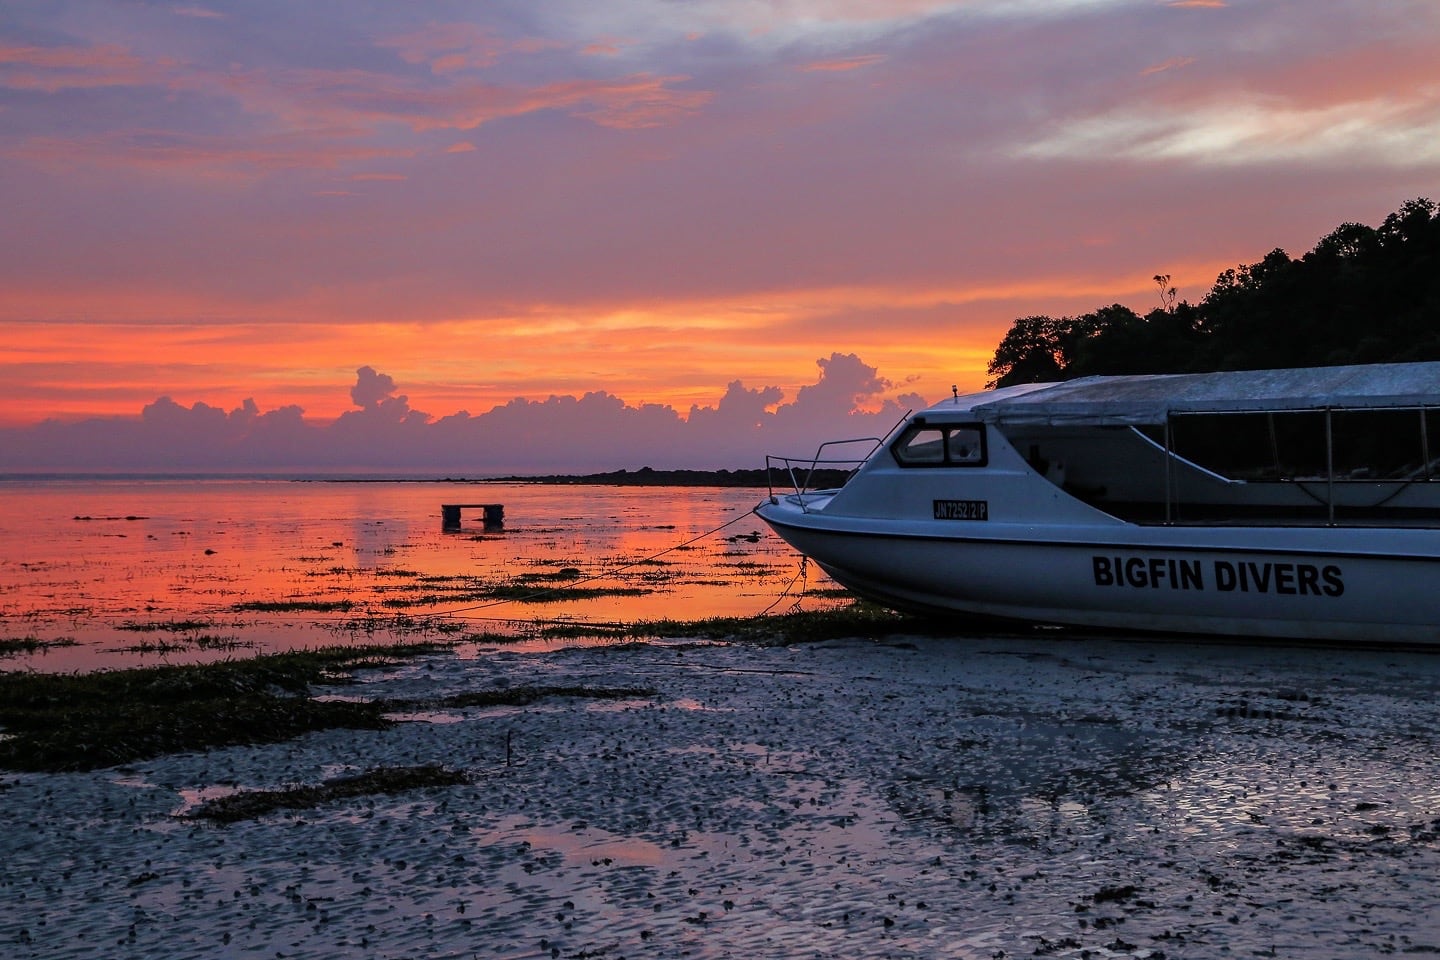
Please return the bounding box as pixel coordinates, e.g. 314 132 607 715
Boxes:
3 628 1439 959
4 479 1439 956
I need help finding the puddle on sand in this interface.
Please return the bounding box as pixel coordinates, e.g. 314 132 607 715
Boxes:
492 814 669 868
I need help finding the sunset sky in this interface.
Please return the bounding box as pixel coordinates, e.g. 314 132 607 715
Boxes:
2 0 1439 468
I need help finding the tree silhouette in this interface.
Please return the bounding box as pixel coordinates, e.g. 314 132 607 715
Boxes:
986 198 1440 387
1153 274 1177 313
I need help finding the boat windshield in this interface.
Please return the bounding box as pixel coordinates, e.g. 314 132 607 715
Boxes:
892 422 987 467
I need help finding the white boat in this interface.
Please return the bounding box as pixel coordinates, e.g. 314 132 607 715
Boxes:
755 361 1440 643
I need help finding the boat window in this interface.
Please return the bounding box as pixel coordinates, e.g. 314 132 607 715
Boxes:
1331 410 1434 479
1167 409 1437 482
892 422 987 467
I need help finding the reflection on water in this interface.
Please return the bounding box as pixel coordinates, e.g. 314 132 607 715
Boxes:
495 814 670 869
0 478 825 672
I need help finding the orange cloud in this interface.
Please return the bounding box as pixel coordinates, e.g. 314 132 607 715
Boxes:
0 254 1230 428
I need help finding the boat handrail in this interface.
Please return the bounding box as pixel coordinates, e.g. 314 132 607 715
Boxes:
1127 426 1240 485
766 437 883 511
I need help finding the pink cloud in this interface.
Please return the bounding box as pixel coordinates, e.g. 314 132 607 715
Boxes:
214 61 710 134
0 43 176 92
1250 43 1440 110
171 5 225 18
378 23 506 73
7 128 412 177
582 42 625 57
2 33 711 180
800 54 886 73
1140 57 1196 77
0 358 922 473
563 74 713 129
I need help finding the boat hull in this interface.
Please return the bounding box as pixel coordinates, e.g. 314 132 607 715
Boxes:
756 499 1440 644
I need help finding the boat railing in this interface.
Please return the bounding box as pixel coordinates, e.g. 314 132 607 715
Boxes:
766 438 882 511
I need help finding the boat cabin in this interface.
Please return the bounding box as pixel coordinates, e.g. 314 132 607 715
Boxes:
949 363 1440 526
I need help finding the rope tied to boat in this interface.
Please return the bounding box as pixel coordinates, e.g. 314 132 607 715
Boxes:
759 556 812 616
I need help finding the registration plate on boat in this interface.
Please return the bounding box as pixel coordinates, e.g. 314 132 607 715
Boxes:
933 499 988 521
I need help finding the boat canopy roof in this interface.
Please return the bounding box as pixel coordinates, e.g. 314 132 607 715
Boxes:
937 361 1440 427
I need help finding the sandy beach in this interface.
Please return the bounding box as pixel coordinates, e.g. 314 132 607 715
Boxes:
3 632 1439 959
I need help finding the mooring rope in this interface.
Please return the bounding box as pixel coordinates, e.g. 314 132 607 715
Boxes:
758 555 811 616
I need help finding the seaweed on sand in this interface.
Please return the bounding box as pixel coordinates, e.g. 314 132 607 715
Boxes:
184 764 470 823
631 603 922 646
412 685 656 710
467 604 927 646
0 644 450 773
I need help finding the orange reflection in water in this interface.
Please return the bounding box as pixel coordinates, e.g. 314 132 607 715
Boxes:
0 478 835 672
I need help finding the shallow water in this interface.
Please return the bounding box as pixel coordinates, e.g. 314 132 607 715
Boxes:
0 478 811 672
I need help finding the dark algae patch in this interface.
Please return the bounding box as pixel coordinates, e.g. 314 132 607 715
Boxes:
0 635 79 657
630 603 923 646
454 603 927 646
468 583 650 604
0 644 449 773
0 642 660 773
185 764 471 823
232 600 358 613
411 684 656 710
0 607 909 775
116 619 217 633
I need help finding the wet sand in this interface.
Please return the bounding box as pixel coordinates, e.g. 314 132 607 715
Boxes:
3 633 1439 959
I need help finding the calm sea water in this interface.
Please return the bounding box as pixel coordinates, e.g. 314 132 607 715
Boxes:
0 478 821 673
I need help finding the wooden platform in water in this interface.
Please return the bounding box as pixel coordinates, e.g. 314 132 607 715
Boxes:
441 503 504 532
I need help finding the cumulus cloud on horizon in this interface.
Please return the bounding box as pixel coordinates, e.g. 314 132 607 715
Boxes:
0 353 926 474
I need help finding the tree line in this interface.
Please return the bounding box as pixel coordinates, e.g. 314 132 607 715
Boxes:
987 198 1440 388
